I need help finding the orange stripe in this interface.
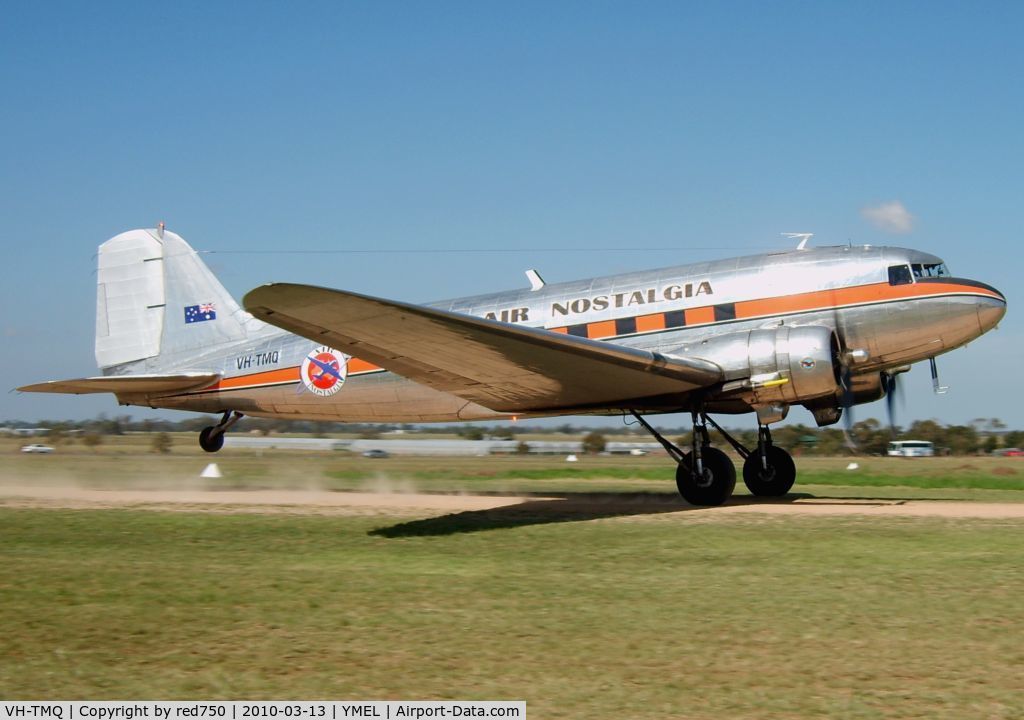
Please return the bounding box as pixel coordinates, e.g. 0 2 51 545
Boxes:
894 281 1002 301
737 292 828 319
635 314 666 332
207 357 386 392
550 326 569 334
348 358 382 374
587 320 616 339
685 307 715 325
215 367 300 390
831 283 892 306
736 281 1001 320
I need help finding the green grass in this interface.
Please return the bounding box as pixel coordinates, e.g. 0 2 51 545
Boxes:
2 507 1024 718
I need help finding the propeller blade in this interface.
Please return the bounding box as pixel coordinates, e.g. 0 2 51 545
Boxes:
839 363 854 408
882 372 897 433
839 363 857 450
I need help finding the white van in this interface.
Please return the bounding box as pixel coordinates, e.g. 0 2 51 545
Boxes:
887 440 935 457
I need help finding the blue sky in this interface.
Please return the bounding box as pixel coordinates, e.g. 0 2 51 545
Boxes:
2 1 1021 427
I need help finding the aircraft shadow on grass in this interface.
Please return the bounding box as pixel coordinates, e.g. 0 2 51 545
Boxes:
366 491 907 538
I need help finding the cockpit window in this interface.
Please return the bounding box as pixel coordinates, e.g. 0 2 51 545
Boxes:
888 264 913 286
911 262 950 279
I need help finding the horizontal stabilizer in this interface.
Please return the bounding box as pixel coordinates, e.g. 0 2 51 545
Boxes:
17 373 220 396
243 283 722 413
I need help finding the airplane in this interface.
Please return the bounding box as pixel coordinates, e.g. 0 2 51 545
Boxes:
18 227 1006 506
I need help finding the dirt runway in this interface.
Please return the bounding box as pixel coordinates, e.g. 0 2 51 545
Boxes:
2 484 1023 519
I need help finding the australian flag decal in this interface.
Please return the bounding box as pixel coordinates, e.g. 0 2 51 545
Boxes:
184 303 217 323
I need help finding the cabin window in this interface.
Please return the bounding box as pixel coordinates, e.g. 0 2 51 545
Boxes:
888 264 913 286
911 262 950 279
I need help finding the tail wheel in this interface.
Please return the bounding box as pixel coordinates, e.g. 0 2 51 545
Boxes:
742 446 796 497
676 447 736 506
198 426 225 453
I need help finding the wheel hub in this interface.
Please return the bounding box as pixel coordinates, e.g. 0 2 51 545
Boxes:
695 468 714 488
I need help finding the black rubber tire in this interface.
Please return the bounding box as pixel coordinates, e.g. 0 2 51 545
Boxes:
199 426 225 453
742 445 796 497
676 446 736 506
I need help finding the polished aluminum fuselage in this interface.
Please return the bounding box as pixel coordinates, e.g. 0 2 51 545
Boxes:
131 245 1005 422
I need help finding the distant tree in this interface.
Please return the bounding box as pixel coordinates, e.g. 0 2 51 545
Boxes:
359 429 381 440
46 428 66 445
734 428 759 450
774 424 816 451
516 441 531 455
943 425 979 455
970 417 1005 434
81 432 103 451
461 427 485 441
180 416 219 432
140 417 172 434
492 427 515 440
1003 431 1024 449
151 432 172 454
582 432 606 454
816 429 850 455
850 419 890 456
99 414 131 435
984 434 1000 454
904 420 945 446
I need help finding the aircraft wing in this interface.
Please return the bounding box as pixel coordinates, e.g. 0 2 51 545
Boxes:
17 373 220 396
243 283 722 413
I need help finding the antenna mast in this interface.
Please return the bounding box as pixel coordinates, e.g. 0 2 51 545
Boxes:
782 232 813 250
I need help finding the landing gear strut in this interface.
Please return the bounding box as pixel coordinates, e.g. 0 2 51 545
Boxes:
630 410 736 506
198 411 243 453
677 412 737 506
741 426 796 497
629 411 796 505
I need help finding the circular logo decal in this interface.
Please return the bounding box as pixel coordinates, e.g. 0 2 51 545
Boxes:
301 346 347 397
800 358 816 370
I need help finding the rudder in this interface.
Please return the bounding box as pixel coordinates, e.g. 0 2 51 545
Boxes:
95 228 250 370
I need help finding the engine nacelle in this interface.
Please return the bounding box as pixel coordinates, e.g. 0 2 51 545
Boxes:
844 372 887 405
669 325 841 405
802 372 888 427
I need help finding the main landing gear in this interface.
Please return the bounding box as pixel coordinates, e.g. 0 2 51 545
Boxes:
741 426 796 497
629 410 796 506
198 411 243 453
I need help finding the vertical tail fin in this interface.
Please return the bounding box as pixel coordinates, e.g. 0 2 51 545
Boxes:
95 228 251 370
95 230 165 368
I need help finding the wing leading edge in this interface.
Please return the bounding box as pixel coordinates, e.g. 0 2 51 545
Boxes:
243 283 722 414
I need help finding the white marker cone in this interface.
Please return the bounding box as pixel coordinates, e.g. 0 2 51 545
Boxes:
200 463 223 478
566 454 578 463
846 462 859 471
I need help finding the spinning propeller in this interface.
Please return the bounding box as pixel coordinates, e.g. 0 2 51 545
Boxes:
837 359 858 448
830 299 916 448
836 344 909 449
881 369 905 431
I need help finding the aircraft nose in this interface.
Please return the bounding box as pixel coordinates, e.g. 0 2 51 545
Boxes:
976 286 1006 333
